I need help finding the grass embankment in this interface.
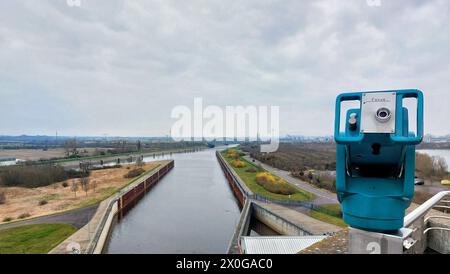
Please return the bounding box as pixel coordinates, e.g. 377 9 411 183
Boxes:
221 150 314 202
309 204 347 228
0 224 77 254
0 162 163 224
222 149 347 227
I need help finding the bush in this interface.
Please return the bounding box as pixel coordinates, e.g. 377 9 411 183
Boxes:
246 167 257 173
0 191 6 204
255 172 297 195
38 200 48 206
227 149 240 160
124 168 145 179
62 182 69 188
2 217 13 222
0 165 76 188
18 213 31 219
230 160 246 168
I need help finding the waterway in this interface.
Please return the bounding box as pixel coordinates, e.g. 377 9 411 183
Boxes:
106 148 242 254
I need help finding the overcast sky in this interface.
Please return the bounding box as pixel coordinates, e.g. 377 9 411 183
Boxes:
0 0 449 137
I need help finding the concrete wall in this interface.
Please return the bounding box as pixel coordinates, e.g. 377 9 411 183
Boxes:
427 219 450 254
252 202 312 236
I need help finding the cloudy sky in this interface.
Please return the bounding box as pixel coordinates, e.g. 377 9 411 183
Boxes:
0 0 449 137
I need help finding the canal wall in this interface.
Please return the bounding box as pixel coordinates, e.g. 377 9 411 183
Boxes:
226 200 340 254
50 160 175 254
216 151 253 206
216 151 332 211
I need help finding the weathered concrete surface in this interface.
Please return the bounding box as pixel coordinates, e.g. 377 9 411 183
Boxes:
253 201 340 236
300 229 349 254
407 203 450 254
227 199 252 254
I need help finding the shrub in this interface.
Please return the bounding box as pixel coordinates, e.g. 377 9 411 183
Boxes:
230 160 246 168
255 172 297 195
246 167 257 173
38 200 48 206
227 149 240 160
0 165 76 188
18 213 31 219
62 182 69 188
124 168 145 179
2 217 13 222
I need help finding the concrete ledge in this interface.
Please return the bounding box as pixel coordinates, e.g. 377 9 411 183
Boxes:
253 201 340 236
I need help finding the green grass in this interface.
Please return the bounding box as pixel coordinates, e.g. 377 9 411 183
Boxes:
222 150 315 202
0 224 77 254
73 187 118 209
308 204 347 228
309 210 348 228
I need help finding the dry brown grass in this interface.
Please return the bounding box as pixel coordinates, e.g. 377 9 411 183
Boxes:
0 161 164 223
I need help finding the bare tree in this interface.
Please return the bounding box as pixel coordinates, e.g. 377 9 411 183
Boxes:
71 180 78 198
136 156 144 167
91 180 97 193
433 156 448 177
80 177 90 196
0 189 6 205
65 138 79 158
79 161 92 175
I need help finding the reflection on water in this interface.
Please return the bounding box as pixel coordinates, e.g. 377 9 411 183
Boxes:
106 149 241 254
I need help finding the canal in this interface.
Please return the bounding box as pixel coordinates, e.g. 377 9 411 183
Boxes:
106 148 242 254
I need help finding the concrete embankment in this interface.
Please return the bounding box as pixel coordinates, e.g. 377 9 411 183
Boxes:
226 200 340 254
50 160 175 254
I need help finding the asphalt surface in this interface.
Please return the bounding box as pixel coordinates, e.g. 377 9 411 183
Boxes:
243 155 338 205
0 204 98 231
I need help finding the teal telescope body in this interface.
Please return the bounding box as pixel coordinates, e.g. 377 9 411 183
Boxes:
334 90 423 232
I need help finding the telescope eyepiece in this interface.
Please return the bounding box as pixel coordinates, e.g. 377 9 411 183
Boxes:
375 107 391 123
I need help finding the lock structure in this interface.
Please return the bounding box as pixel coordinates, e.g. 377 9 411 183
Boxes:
334 89 424 232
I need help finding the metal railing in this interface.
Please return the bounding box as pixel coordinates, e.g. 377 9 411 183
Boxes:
404 191 450 231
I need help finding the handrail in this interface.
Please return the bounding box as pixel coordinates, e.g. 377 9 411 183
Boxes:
423 227 450 234
404 191 450 227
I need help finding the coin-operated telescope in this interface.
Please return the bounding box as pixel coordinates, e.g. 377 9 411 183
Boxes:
334 90 423 232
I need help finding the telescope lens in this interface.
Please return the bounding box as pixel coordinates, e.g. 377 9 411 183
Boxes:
375 108 391 123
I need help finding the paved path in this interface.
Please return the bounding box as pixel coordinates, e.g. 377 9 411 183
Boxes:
0 204 98 231
243 155 338 205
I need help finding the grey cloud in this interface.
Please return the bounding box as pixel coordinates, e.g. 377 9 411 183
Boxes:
0 0 449 136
